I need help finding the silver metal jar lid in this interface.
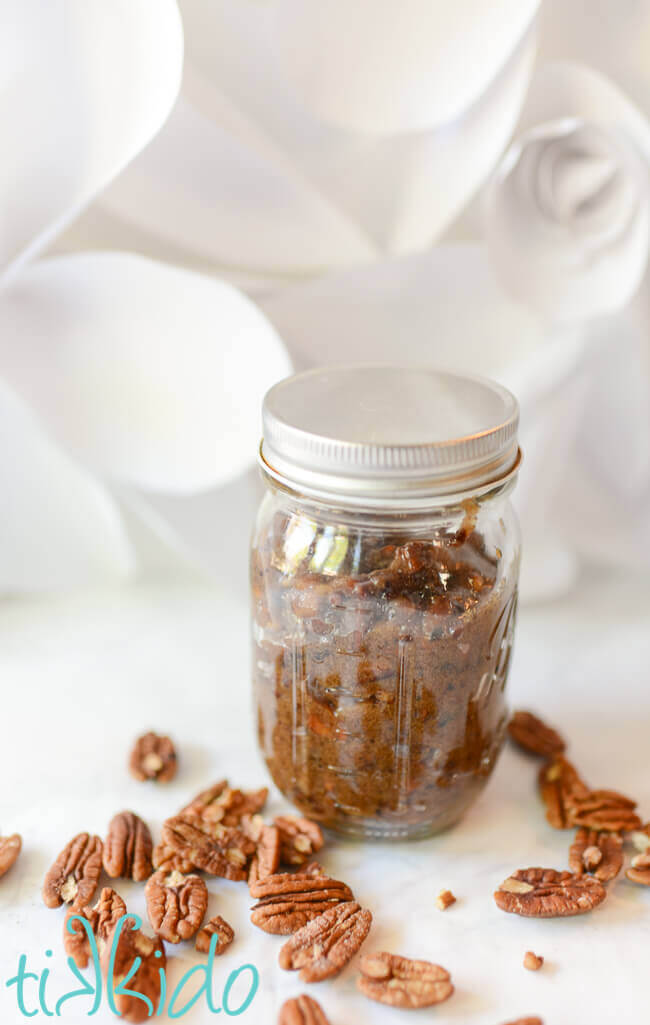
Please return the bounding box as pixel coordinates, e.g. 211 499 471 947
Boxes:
260 365 520 506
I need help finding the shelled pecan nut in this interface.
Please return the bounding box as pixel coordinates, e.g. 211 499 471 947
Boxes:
242 817 280 882
181 781 268 828
101 920 165 1024
568 828 623 881
274 816 325 866
357 951 453 1009
104 811 153 882
508 711 565 758
278 994 331 1025
195 915 235 955
567 789 641 832
251 870 354 934
538 757 589 829
145 869 208 943
494 868 606 917
161 816 255 881
64 887 128 968
129 732 177 783
0 834 22 878
626 849 650 886
43 833 103 909
278 901 372 983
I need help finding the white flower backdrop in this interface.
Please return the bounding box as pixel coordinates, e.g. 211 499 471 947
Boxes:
2 0 649 600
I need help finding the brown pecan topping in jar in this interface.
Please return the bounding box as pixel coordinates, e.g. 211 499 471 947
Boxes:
129 731 177 783
101 920 165 1024
0 834 21 878
508 711 565 757
278 994 331 1025
181 781 268 828
274 816 325 867
523 951 544 971
251 870 354 934
278 901 372 982
161 816 255 881
357 952 453 1009
568 828 623 881
145 868 208 943
436 889 456 910
567 789 641 832
103 811 153 882
538 757 590 828
64 887 128 968
195 914 235 955
494 868 606 917
43 833 103 909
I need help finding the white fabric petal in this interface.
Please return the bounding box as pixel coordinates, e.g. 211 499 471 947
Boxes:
0 0 183 281
267 0 539 134
0 379 133 592
0 252 292 494
484 64 650 323
100 21 535 274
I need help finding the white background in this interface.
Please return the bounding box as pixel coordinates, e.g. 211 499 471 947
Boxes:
0 564 647 1024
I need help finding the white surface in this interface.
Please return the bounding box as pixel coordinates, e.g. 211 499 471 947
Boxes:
0 568 647 1024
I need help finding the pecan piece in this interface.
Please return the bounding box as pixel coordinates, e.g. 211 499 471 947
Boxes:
242 817 281 882
626 849 650 886
567 789 641 832
538 756 589 829
104 811 153 882
101 919 165 1024
523 951 544 971
43 833 103 909
145 869 208 943
64 887 128 969
152 841 197 875
251 870 354 934
279 901 372 982
278 994 331 1025
357 951 453 1009
436 889 456 910
181 781 268 828
501 1019 543 1025
0 834 21 878
508 711 565 757
495 868 606 917
274 815 324 867
195 914 235 955
161 816 255 881
129 732 177 783
569 828 623 882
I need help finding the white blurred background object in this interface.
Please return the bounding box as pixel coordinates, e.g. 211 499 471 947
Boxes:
1 0 649 601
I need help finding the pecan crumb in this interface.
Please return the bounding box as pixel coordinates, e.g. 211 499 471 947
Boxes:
436 889 456 910
129 732 177 783
523 951 544 971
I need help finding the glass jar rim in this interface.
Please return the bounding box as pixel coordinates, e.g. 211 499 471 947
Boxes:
260 364 520 508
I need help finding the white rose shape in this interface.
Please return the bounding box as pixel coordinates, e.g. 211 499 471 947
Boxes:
484 117 649 322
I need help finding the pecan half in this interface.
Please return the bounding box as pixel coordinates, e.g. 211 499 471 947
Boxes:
161 816 255 881
43 833 103 909
64 887 128 968
626 850 650 886
101 920 165 1024
195 915 235 955
104 811 153 882
567 789 641 832
129 732 177 783
279 901 372 982
251 870 354 934
538 757 589 829
242 817 280 882
278 994 331 1025
181 781 268 828
357 952 453 1009
0 834 21 878
145 869 208 943
568 828 623 882
494 868 606 917
508 711 565 758
274 816 325 867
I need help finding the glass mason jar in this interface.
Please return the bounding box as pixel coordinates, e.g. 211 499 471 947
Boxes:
251 366 521 840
